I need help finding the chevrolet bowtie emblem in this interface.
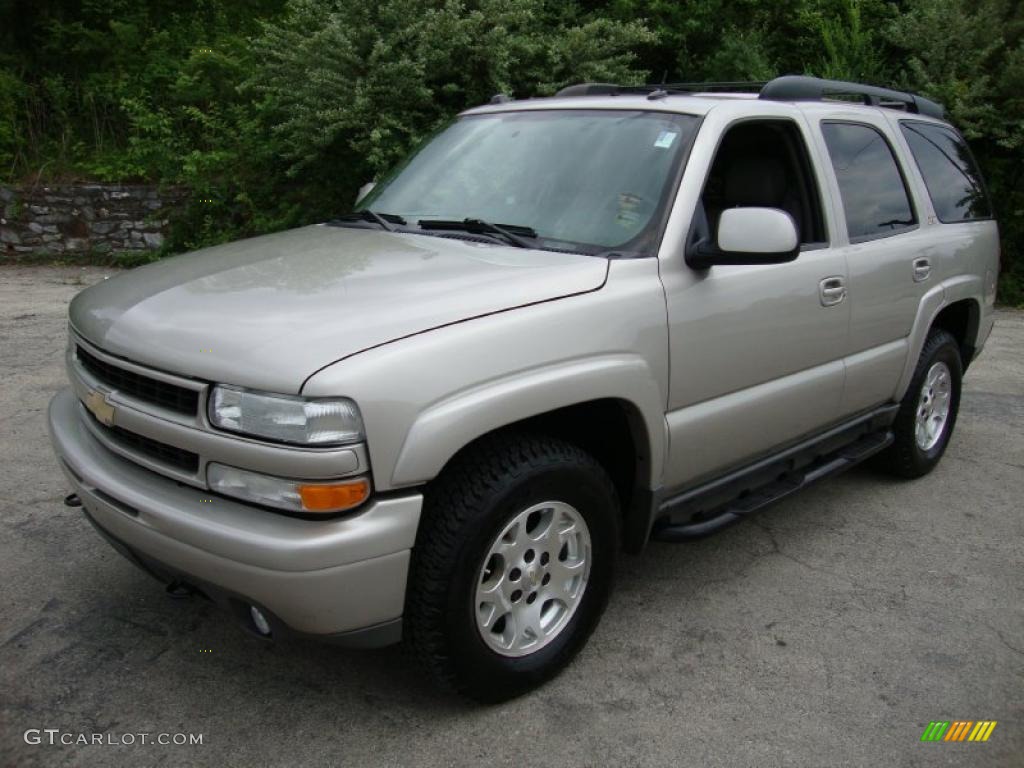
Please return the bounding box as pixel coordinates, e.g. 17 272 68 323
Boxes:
84 389 117 427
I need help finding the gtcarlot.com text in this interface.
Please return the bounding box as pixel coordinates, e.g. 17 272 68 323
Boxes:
24 729 204 746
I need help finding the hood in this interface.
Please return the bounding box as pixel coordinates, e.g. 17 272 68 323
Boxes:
70 225 608 393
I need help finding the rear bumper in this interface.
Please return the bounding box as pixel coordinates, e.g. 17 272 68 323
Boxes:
48 388 421 645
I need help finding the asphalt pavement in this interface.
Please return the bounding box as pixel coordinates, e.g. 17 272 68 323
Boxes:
1 265 1021 767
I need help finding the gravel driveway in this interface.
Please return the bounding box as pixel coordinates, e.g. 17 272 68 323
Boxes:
1 265 1021 767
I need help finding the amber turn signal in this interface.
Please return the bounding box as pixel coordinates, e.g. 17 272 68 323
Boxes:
298 478 371 512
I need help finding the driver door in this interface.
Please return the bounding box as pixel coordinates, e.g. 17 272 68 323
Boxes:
659 107 849 490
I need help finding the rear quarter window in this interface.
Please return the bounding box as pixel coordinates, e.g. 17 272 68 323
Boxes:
899 121 992 222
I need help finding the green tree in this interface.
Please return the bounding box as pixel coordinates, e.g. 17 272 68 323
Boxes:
246 0 654 177
802 0 894 83
151 0 655 253
1 0 1021 302
889 0 1024 303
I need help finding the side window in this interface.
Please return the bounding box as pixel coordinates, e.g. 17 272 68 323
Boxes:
697 120 827 248
821 122 916 242
900 121 992 222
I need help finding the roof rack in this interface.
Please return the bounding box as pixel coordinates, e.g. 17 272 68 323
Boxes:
661 81 767 93
552 75 945 118
759 76 945 119
554 83 657 98
553 82 765 99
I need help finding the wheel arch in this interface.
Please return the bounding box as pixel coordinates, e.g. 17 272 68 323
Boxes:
930 297 981 371
445 398 656 553
895 278 982 400
391 358 666 553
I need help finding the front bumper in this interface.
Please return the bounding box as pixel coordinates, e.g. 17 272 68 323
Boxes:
48 388 421 645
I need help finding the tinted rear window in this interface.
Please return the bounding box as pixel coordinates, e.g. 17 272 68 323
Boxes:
821 122 916 241
900 121 992 222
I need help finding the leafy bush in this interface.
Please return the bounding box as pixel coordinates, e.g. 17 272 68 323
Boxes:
235 0 653 226
0 69 27 174
0 0 1021 303
888 0 1024 304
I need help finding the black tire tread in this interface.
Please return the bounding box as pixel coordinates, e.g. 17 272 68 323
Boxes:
404 431 617 698
882 328 962 478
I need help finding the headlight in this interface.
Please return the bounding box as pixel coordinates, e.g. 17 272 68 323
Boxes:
207 463 370 513
208 385 364 446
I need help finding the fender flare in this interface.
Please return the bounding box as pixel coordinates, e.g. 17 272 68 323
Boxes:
390 355 667 489
894 275 981 400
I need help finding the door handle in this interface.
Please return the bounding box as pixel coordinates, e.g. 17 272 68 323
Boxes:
913 257 932 282
819 276 846 307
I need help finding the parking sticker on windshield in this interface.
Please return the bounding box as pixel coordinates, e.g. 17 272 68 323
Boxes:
654 130 677 149
616 192 643 226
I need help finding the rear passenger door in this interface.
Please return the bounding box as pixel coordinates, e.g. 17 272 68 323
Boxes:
813 113 933 416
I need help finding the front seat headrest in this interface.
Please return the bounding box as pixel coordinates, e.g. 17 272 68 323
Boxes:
723 154 788 208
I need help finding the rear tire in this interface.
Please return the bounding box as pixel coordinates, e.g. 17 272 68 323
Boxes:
879 328 962 478
405 433 619 702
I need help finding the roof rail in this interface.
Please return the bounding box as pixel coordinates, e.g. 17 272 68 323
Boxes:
759 75 945 119
661 81 766 93
551 77 946 119
555 83 639 97
554 82 765 98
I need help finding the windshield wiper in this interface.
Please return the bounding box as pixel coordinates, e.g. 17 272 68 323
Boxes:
331 210 407 231
418 218 537 248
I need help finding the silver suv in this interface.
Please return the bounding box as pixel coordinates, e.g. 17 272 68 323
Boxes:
48 76 1000 701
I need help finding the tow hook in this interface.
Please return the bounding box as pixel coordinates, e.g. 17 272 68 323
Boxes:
165 581 198 600
63 493 82 508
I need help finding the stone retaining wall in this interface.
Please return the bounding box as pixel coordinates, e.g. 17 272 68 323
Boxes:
0 184 186 258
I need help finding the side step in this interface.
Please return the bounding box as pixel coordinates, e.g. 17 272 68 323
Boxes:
652 429 894 541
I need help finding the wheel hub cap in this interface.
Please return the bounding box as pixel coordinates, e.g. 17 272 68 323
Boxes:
474 501 592 658
915 361 952 451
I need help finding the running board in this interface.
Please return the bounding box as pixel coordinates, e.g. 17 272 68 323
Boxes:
652 424 894 542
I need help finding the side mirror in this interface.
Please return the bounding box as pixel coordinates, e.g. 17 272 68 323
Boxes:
686 207 799 269
355 181 376 204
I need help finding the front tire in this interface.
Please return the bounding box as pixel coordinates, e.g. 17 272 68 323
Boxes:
880 328 962 478
405 433 619 702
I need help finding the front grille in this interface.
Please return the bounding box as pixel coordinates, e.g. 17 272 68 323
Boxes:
77 346 199 416
90 415 200 473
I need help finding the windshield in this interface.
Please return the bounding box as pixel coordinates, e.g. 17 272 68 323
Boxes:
358 109 699 254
